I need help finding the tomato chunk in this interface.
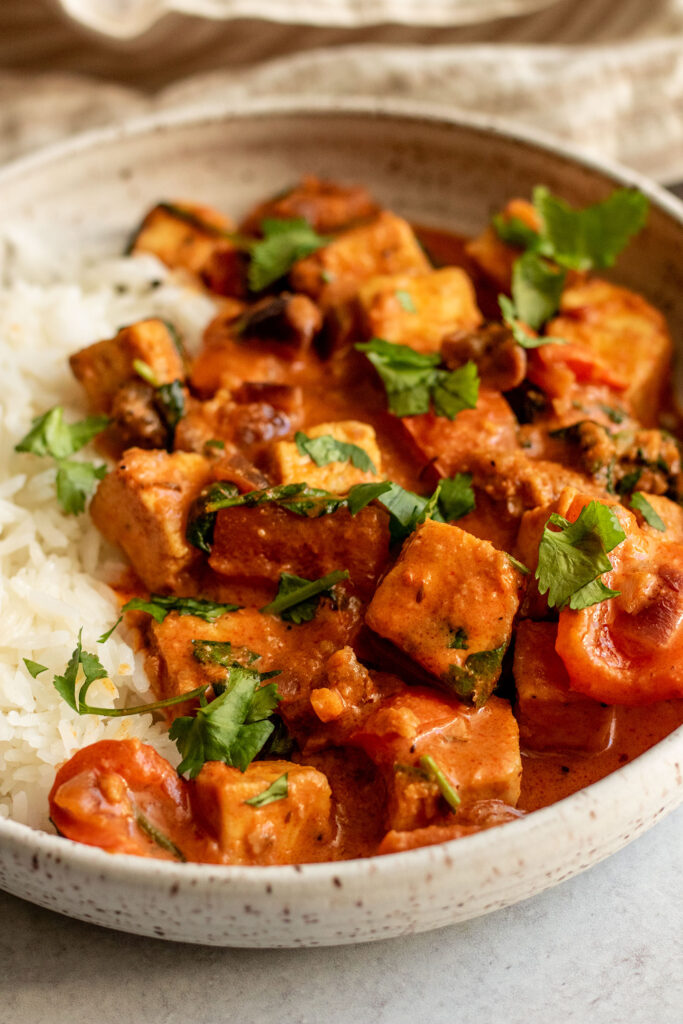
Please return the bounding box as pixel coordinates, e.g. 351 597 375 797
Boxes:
49 739 211 862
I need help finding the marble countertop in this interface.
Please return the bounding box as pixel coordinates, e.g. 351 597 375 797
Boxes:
1 805 681 1024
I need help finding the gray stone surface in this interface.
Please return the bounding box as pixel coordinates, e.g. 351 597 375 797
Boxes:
0 806 681 1024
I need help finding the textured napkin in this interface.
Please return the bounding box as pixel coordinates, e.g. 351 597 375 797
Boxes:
2 0 683 181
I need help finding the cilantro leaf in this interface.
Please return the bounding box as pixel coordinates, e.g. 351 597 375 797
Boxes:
248 218 329 292
294 431 377 474
134 808 186 861
15 406 109 515
192 640 260 668
492 214 541 250
23 658 48 678
445 645 507 707
499 294 565 349
245 772 289 808
261 570 349 623
355 339 480 420
507 553 530 575
346 480 393 515
532 185 649 271
56 460 107 515
356 338 439 417
629 492 666 532
169 664 280 778
98 594 240 643
418 755 460 812
395 289 417 313
433 473 475 522
448 628 469 650
511 250 567 331
535 500 626 611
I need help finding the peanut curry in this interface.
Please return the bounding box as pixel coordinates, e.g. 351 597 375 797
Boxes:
19 177 683 865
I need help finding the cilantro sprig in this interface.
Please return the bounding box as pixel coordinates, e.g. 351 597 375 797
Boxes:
187 474 475 553
261 570 349 623
629 492 666 532
355 339 479 419
169 664 280 778
99 594 241 643
535 500 626 611
15 406 109 514
294 430 377 474
248 218 329 292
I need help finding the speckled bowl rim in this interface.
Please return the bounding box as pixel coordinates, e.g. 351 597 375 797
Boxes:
1 96 682 906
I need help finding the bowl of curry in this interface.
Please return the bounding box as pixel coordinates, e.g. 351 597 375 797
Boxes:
1 99 682 946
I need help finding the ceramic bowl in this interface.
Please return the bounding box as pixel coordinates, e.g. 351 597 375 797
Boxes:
1 99 682 947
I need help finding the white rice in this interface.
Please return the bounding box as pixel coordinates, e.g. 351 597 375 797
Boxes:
0 234 218 829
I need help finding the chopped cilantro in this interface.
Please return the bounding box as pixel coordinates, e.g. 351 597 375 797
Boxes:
448 628 469 650
23 658 48 678
445 645 507 707
629 492 666 531
535 500 626 611
98 594 240 643
507 553 530 575
492 214 540 250
418 755 461 812
248 218 329 292
499 294 566 350
355 338 479 420
132 360 185 447
395 289 417 313
245 773 289 807
169 664 281 777
599 404 627 425
135 808 186 861
192 640 260 667
15 406 109 515
436 473 475 522
512 250 566 331
294 431 377 474
261 570 349 623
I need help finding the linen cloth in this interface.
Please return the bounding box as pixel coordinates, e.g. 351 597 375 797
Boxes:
1 0 683 180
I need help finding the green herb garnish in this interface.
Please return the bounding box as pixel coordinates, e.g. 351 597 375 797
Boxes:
536 500 626 611
418 755 461 813
192 640 260 668
448 628 469 650
15 406 109 515
355 338 479 419
98 594 241 643
245 772 289 807
507 554 530 575
294 431 377 474
629 492 666 531
132 359 186 446
135 808 186 861
261 570 349 623
248 218 329 292
23 658 48 678
446 645 507 706
395 289 417 313
169 664 280 778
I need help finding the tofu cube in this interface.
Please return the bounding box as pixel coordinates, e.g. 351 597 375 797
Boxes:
240 175 379 234
90 448 212 592
273 420 382 491
70 318 185 414
365 520 521 704
290 211 430 308
131 201 246 296
209 504 390 601
547 279 673 425
358 267 482 355
350 687 521 829
192 760 334 865
145 603 363 733
514 620 615 753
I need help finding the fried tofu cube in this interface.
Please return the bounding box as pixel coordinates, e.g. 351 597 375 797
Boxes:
465 198 540 291
131 201 246 296
209 504 390 600
514 621 615 753
272 420 382 491
240 175 379 235
192 760 334 865
365 520 521 704
144 604 363 732
90 448 212 592
358 268 482 354
547 279 673 425
70 319 184 414
350 688 521 828
290 211 430 308
402 390 519 478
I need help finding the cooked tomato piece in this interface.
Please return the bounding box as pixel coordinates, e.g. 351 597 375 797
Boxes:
555 495 683 704
48 739 212 862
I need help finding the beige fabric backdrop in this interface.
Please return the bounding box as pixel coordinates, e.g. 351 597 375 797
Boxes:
1 0 682 180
